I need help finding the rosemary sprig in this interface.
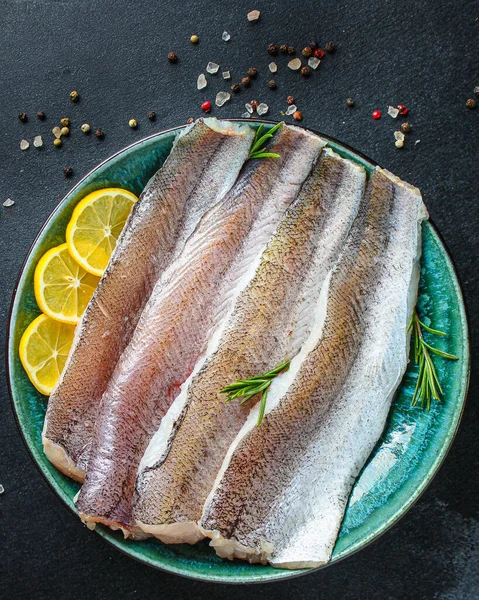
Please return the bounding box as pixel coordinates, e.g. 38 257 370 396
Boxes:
248 122 283 160
220 360 290 426
408 311 458 410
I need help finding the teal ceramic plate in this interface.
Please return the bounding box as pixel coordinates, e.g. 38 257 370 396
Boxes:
7 121 470 584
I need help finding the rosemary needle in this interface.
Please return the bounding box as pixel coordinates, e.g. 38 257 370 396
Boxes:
220 360 290 426
408 311 458 410
248 122 283 160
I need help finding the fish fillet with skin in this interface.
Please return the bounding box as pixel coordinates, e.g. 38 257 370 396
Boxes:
133 148 366 544
200 168 428 569
75 124 324 535
42 118 253 481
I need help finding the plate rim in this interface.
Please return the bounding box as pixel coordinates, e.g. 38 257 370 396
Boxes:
6 119 471 584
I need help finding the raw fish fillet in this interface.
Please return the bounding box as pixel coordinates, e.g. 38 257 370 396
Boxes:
134 148 366 544
75 124 324 535
200 168 427 569
42 118 253 481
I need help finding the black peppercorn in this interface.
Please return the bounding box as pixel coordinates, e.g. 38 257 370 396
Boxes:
247 67 258 79
286 95 295 105
346 97 355 107
37 111 46 121
18 112 28 122
309 40 318 51
325 41 335 53
249 99 259 111
94 128 104 139
167 52 178 63
301 66 311 77
267 43 278 56
241 76 251 88
147 110 156 121
231 82 241 93
64 166 73 178
287 46 295 55
466 98 477 109
268 80 277 89
280 44 288 54
302 46 312 57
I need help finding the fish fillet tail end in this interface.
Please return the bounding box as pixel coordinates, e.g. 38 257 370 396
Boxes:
200 527 274 565
135 520 205 545
42 436 85 483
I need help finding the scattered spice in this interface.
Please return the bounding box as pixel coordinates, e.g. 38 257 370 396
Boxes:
70 90 79 102
302 46 312 58
215 92 231 107
249 99 259 111
268 79 277 89
242 76 251 88
287 46 296 55
466 98 476 109
308 57 320 69
52 126 62 139
168 52 178 63
81 123 91 133
401 122 411 133
286 95 295 105
53 138 62 148
280 44 288 54
206 62 220 74
395 140 404 149
231 82 241 93
18 113 28 122
372 110 382 120
394 131 405 142
288 58 302 71
222 31 231 42
222 71 231 79
474 86 479 97
147 110 156 121
187 117 194 124
36 111 46 121
388 106 399 118
247 67 258 79
20 139 29 150
301 66 311 77
245 102 254 114
397 103 409 116
64 166 73 178
314 48 325 59
325 42 335 53
60 126 70 136
293 110 303 121
267 43 278 56
286 104 297 115
128 118 138 128
60 118 70 127
197 73 207 89
190 34 199 44
309 40 318 51
257 103 269 116
247 9 261 22
94 128 104 139
3 199 14 208
347 97 355 107
268 62 278 73
33 135 43 148
201 100 212 113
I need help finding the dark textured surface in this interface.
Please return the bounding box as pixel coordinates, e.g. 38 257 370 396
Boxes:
0 1 477 598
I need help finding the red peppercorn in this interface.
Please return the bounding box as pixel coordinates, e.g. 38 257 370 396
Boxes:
372 110 381 120
201 101 212 113
314 48 325 59
397 103 409 116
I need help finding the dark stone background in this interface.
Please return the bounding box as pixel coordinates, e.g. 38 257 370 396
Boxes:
1 1 477 598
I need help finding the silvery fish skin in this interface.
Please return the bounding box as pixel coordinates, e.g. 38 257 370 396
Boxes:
200 168 428 569
134 148 366 544
42 118 253 481
76 124 324 536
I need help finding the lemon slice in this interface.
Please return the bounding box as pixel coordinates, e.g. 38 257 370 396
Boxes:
66 188 138 276
19 314 76 395
34 243 100 324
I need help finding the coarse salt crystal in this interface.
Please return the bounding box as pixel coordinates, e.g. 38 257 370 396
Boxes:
20 139 29 150
388 106 399 118
241 112 251 118
257 103 269 116
0 484 4 494
394 131 405 142
245 103 254 114
308 56 320 69
33 135 43 148
268 62 278 73
247 9 260 21
3 199 14 207
52 126 62 139
222 31 231 42
395 140 404 148
288 58 302 71
415 139 421 145
222 71 231 79
206 62 220 74
286 104 297 115
197 73 207 89
215 91 231 107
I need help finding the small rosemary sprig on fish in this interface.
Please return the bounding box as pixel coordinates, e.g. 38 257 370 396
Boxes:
248 122 283 160
408 310 458 410
220 360 290 426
